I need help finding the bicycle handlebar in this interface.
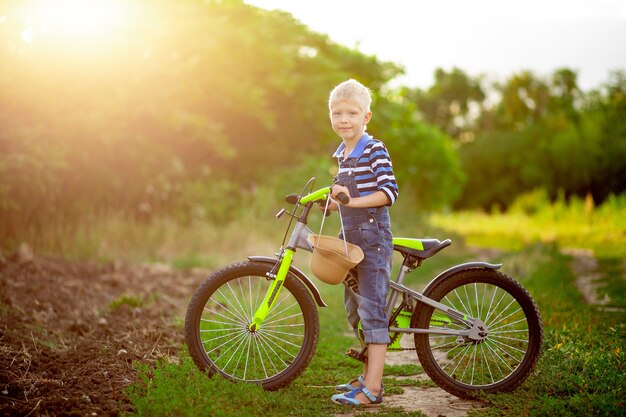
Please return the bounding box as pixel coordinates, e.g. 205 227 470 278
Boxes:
336 192 350 204
298 186 350 205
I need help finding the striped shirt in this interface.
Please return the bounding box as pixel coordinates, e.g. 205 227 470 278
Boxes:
333 133 399 205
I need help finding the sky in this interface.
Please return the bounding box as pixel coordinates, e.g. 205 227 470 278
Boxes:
245 0 626 91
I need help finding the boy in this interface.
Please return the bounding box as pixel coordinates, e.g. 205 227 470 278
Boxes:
326 79 398 406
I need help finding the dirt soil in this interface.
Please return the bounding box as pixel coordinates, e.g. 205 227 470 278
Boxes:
1 245 487 417
0 246 205 417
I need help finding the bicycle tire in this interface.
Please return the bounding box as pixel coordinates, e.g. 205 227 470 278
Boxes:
184 261 320 391
412 268 543 398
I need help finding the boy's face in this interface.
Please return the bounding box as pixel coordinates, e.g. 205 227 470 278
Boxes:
329 99 372 143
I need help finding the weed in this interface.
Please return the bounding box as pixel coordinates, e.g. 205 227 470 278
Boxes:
109 294 144 311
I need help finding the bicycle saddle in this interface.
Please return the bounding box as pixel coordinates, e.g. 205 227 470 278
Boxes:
393 237 451 259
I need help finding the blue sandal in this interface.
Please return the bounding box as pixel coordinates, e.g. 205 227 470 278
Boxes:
335 375 365 392
331 386 383 406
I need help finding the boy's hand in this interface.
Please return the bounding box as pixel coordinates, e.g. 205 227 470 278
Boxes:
331 184 351 205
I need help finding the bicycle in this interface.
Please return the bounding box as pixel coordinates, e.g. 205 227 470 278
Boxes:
184 178 543 398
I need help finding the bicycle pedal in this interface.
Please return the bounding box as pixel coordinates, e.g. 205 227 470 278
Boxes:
345 348 367 363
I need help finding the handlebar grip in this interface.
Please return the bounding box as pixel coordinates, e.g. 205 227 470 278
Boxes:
336 192 350 205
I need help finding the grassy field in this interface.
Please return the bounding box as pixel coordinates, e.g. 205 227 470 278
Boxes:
428 192 626 258
10 192 625 416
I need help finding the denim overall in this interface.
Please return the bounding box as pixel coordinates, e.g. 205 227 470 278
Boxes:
336 155 394 345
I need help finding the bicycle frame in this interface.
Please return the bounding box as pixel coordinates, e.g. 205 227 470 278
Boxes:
247 186 328 331
248 184 499 342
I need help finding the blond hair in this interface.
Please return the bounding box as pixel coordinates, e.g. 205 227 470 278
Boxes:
328 79 372 113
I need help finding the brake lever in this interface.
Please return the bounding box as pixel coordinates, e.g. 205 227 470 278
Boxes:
315 200 332 217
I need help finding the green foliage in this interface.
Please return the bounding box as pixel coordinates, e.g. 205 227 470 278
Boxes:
431 190 626 257
491 71 623 208
0 0 410 242
371 92 465 210
407 67 625 209
409 67 485 139
4 1 623 245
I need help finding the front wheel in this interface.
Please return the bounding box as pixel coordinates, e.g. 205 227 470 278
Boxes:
413 268 543 398
185 261 320 390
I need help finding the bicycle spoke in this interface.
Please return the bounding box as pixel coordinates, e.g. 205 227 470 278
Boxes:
207 296 249 324
201 329 243 345
484 288 508 324
227 280 253 322
257 331 291 366
479 283 487 320
262 323 305 330
447 343 473 377
420 275 540 390
253 335 269 379
261 328 305 338
257 331 296 363
484 285 499 322
263 310 305 326
453 287 473 318
463 285 474 316
257 336 280 376
224 333 250 375
263 300 301 323
486 298 517 326
197 276 303 382
216 287 248 323
200 326 243 333
202 306 247 327
483 339 507 379
210 330 248 362
489 316 528 332
490 334 529 344
429 338 459 351
481 343 495 385
260 328 303 351
489 337 527 357
443 293 464 316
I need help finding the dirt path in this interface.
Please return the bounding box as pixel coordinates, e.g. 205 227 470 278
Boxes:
379 337 488 417
562 248 625 310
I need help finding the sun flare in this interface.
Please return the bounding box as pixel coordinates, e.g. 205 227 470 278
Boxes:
8 0 138 45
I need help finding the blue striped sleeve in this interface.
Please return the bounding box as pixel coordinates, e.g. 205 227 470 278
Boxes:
368 142 398 205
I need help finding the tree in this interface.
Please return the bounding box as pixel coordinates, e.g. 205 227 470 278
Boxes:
410 68 485 141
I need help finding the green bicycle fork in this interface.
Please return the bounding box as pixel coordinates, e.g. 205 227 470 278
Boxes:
248 249 294 332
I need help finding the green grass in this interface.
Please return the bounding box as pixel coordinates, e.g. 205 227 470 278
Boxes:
468 246 625 417
428 193 626 258
124 242 625 417
425 195 626 415
125 282 422 416
109 294 144 311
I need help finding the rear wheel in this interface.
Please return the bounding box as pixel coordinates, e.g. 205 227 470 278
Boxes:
413 268 542 398
185 261 320 390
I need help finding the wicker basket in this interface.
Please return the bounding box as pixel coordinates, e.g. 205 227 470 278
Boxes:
307 234 364 285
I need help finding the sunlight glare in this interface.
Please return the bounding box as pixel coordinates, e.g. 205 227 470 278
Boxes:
17 0 136 44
